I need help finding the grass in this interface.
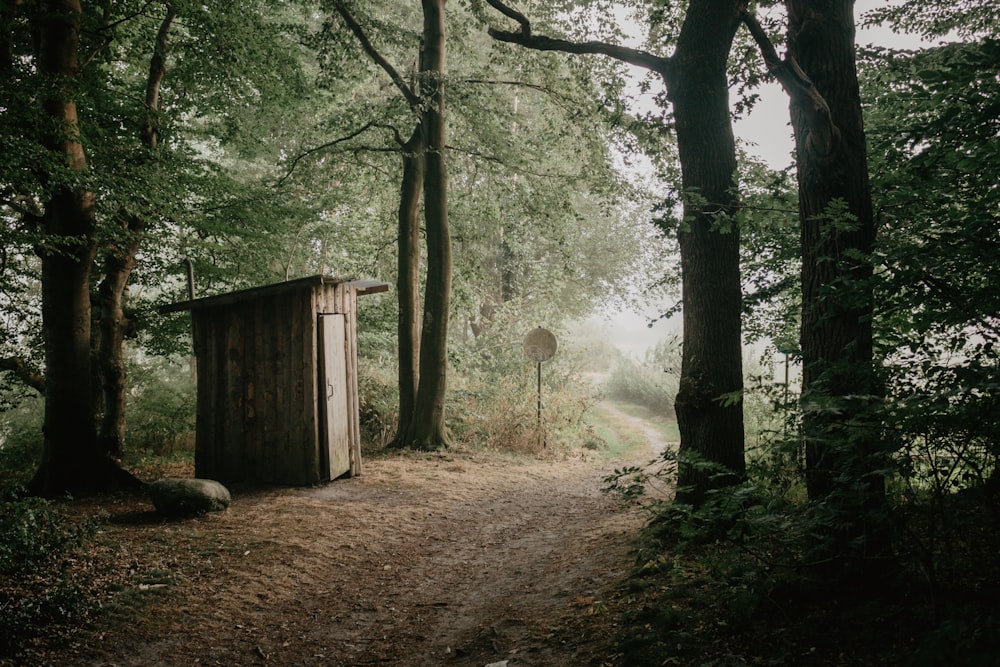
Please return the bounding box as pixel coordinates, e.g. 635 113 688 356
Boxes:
600 400 680 442
586 398 679 461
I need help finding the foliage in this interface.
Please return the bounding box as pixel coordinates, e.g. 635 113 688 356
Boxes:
602 336 680 412
605 443 1000 665
357 361 400 452
124 358 196 457
738 155 800 348
862 0 998 40
448 304 602 454
860 28 1000 614
0 492 98 659
0 396 44 489
863 38 1000 479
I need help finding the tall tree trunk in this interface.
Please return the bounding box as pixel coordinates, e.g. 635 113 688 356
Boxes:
95 5 175 457
392 127 424 445
669 0 747 504
785 0 887 562
485 0 747 501
96 215 142 457
332 1 453 450
410 0 452 449
28 0 141 496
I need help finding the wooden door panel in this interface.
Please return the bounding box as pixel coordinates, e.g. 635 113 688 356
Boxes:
319 314 350 479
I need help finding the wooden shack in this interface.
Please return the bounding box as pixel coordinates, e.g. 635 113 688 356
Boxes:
161 275 388 486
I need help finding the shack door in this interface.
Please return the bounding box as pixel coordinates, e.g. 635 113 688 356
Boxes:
319 314 351 479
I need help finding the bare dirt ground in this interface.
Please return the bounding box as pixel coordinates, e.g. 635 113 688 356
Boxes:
61 443 650 667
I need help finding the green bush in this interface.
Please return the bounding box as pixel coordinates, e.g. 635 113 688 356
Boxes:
0 395 44 488
0 491 97 658
125 357 196 456
603 338 681 412
442 308 602 454
357 361 399 451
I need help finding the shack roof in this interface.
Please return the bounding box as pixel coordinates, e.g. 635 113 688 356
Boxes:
159 275 389 314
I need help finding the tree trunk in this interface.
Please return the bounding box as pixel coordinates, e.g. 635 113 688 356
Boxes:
96 215 142 457
392 127 424 445
484 0 747 500
410 0 452 449
95 6 174 457
669 0 746 504
27 0 141 497
785 0 887 561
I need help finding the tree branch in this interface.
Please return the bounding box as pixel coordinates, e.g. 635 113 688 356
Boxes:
275 122 404 186
0 356 45 394
331 2 421 109
483 0 670 75
740 9 837 156
445 144 567 179
140 3 176 150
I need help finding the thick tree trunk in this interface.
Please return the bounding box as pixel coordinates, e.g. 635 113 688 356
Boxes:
410 0 452 449
669 0 746 504
785 0 887 561
392 128 424 446
28 0 142 497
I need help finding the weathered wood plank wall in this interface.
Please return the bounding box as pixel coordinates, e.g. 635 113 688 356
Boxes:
168 275 387 486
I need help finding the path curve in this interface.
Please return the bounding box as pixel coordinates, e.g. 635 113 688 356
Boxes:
598 402 673 455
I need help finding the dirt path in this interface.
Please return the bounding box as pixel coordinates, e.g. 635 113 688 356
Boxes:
72 450 645 667
596 403 673 455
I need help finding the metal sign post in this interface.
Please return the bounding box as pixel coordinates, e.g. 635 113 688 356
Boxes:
523 327 557 447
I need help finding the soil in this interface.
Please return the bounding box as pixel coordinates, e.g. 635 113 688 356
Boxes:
56 441 654 667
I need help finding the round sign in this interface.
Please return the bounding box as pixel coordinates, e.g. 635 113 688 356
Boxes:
523 327 557 363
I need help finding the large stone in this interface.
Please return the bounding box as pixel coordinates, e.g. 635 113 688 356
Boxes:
148 478 231 517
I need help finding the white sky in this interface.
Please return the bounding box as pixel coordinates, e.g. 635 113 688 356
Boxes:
736 0 936 169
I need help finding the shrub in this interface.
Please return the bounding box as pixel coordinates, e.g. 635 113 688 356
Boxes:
0 491 98 659
0 395 44 488
125 357 196 456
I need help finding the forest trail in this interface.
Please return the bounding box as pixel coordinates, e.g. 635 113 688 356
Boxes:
596 402 673 455
73 448 650 667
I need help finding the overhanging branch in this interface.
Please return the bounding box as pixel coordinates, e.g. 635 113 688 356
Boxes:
332 2 421 109
0 356 45 394
275 122 403 186
740 9 838 156
483 0 671 75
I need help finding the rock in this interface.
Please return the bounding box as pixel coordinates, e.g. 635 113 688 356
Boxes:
148 478 231 517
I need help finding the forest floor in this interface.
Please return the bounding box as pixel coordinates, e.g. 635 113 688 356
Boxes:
18 405 669 667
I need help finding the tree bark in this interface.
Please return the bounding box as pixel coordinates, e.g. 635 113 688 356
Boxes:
669 0 747 504
784 0 888 562
410 0 453 449
393 127 424 445
0 357 46 394
27 0 142 497
96 214 142 457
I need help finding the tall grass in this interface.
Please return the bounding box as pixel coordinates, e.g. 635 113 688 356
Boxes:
603 336 681 412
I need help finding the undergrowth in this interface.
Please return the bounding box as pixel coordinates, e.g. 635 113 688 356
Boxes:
0 491 100 660
604 447 1000 666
